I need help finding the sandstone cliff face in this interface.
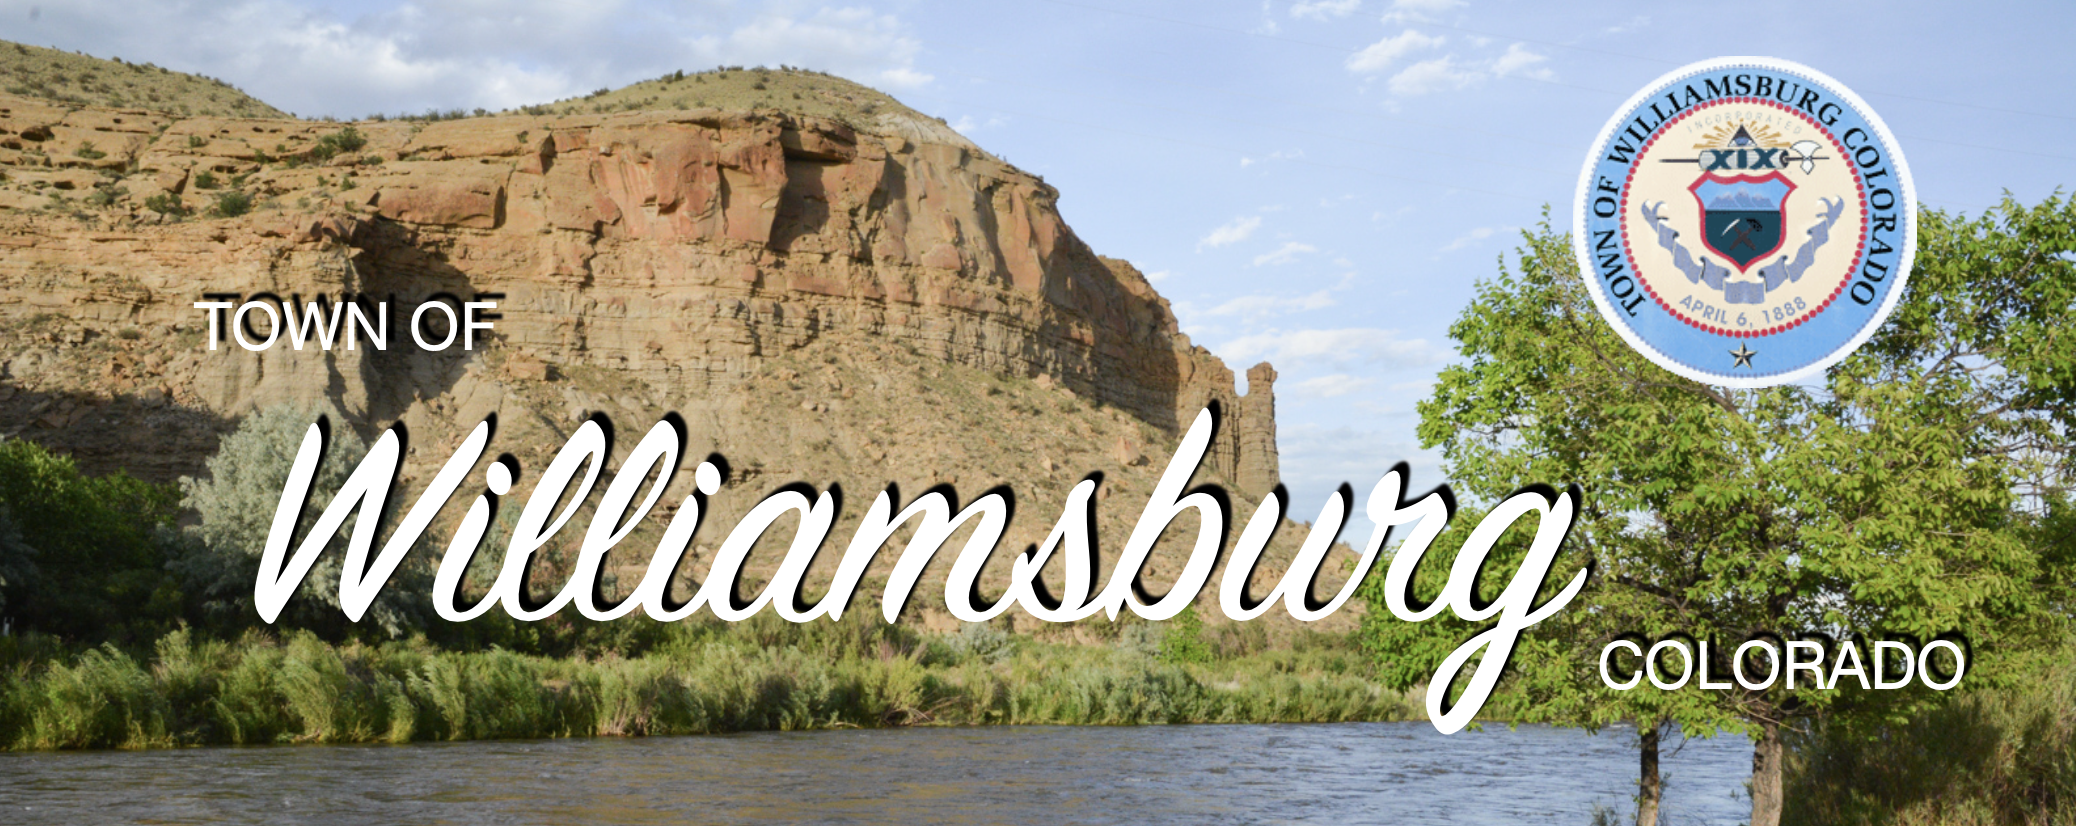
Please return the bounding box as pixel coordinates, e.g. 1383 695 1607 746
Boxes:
0 95 1275 491
0 91 1320 628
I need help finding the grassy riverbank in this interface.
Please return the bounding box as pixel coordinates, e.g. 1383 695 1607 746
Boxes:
0 615 1412 750
1783 636 2076 826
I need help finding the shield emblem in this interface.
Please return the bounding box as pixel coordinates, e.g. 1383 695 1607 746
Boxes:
1689 171 1793 271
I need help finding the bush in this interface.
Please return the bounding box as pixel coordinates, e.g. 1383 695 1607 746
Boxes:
72 141 105 160
329 127 365 151
1160 605 1214 664
0 439 183 643
174 405 428 639
209 190 251 218
1786 636 2076 826
91 183 128 207
0 502 35 621
191 170 218 190
142 191 185 216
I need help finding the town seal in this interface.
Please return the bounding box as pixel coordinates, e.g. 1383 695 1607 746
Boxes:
1573 57 1915 387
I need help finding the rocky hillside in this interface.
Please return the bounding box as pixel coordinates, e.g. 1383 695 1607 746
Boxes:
0 41 285 118
0 61 1338 632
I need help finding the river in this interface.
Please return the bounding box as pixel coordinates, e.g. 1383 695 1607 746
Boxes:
0 722 1753 824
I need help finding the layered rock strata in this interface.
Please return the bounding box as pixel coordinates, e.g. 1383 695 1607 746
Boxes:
0 86 1330 629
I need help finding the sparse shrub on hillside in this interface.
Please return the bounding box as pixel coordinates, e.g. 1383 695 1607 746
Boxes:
333 126 365 151
186 135 206 148
82 185 122 208
143 191 185 216
72 141 105 160
306 126 364 161
191 170 218 190
209 190 251 217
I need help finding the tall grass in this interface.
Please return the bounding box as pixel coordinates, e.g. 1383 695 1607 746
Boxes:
1785 637 2076 826
0 620 1413 750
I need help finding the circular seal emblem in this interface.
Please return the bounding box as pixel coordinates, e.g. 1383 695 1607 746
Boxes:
1572 57 1915 387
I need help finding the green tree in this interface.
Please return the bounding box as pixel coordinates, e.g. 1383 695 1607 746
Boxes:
0 501 37 625
0 438 185 642
1363 195 2075 826
174 404 427 639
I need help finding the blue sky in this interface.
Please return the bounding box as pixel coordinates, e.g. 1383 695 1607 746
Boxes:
7 0 2073 523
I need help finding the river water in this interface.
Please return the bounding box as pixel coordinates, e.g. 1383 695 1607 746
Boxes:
1 722 1753 825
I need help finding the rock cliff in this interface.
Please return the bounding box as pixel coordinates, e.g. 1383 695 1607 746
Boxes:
0 69 1327 629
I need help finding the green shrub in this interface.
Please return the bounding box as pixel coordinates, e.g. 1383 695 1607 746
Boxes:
191 170 218 190
0 440 183 643
82 185 123 207
0 502 35 623
209 190 252 217
322 126 366 153
142 191 185 216
1786 636 2076 826
1160 605 1214 664
21 645 167 749
72 141 106 160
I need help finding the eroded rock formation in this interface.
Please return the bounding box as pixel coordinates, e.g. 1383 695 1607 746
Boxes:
0 86 1321 629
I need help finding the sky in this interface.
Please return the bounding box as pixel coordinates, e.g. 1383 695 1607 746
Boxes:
5 0 2073 530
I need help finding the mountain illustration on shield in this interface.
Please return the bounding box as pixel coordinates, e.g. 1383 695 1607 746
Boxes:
1707 186 1783 211
1689 172 1795 271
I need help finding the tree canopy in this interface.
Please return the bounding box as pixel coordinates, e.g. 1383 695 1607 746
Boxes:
1363 194 2076 825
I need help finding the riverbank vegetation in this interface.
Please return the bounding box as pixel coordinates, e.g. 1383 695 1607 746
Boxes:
1781 635 2076 826
0 613 1409 750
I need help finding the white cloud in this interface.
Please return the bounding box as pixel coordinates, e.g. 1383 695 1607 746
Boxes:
876 67 936 89
1198 215 1264 250
1381 0 1466 24
1253 0 1282 35
1293 374 1377 398
1388 56 1479 94
1145 270 1173 283
1490 43 1552 80
1253 241 1319 267
1240 149 1305 168
1218 327 1446 368
1346 29 1444 74
951 114 1007 134
1388 44 1552 95
1292 0 1362 21
6 0 935 118
1202 290 1337 321
1605 15 1651 35
1439 225 1513 252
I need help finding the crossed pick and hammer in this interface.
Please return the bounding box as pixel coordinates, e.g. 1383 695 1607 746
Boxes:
1785 140 1825 173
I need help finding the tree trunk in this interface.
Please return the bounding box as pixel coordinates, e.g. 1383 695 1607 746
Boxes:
1750 718 1784 826
1637 718 1663 826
